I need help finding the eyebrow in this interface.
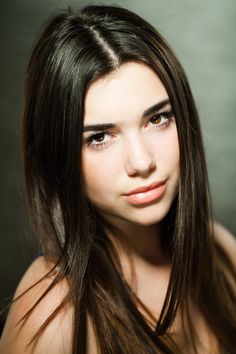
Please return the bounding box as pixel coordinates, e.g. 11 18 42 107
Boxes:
83 98 170 133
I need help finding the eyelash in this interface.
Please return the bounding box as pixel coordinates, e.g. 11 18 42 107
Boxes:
146 109 173 129
84 109 173 151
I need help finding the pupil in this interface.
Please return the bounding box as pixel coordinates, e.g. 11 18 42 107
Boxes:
95 133 105 142
153 116 161 124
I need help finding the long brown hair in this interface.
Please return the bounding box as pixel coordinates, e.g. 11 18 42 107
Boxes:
20 5 236 353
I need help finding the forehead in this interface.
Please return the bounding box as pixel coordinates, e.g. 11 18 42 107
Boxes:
84 62 169 125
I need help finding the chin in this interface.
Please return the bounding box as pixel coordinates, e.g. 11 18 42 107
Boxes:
129 214 167 226
120 203 172 226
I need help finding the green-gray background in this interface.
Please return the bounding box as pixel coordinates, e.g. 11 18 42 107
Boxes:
1 0 236 321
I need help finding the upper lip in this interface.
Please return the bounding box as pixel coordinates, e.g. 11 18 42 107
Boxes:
124 180 166 196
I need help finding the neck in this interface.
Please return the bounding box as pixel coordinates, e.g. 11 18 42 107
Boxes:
101 215 170 284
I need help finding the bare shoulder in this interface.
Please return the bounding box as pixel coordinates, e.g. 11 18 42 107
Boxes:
213 221 236 268
0 256 73 354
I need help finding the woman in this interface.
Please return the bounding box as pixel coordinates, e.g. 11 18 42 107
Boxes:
0 4 235 354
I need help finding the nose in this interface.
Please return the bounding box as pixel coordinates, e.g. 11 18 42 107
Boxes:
125 134 156 177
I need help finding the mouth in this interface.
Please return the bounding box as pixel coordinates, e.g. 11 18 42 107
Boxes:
123 180 167 205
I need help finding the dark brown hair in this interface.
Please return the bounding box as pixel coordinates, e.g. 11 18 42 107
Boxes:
20 4 236 353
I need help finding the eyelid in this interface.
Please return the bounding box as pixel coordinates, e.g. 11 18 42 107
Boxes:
145 108 173 126
84 130 110 141
83 131 114 146
149 107 173 117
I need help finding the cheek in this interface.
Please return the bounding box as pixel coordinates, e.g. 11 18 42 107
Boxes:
152 129 180 169
168 134 180 167
82 150 121 196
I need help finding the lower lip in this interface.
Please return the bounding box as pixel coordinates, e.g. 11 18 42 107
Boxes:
124 183 166 205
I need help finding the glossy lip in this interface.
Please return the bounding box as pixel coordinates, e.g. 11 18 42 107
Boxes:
123 180 167 205
124 181 166 196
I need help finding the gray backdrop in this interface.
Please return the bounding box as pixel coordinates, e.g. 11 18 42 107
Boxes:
1 0 236 321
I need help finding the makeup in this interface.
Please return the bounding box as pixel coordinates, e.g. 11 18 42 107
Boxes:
123 181 166 205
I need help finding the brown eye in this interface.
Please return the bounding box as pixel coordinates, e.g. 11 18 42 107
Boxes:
93 133 106 142
85 131 114 150
150 115 162 125
148 110 173 128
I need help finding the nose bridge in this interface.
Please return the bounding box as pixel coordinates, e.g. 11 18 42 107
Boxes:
125 131 155 176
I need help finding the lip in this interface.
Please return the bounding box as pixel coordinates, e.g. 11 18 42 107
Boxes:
124 181 166 196
123 181 167 205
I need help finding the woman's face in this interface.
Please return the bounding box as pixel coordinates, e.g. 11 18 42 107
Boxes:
82 62 179 226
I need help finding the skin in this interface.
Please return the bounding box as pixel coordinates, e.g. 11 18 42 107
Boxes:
82 62 179 268
0 224 235 354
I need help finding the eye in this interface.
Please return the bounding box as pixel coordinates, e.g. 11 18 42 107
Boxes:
146 110 173 129
90 132 106 143
83 131 114 150
150 114 168 126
